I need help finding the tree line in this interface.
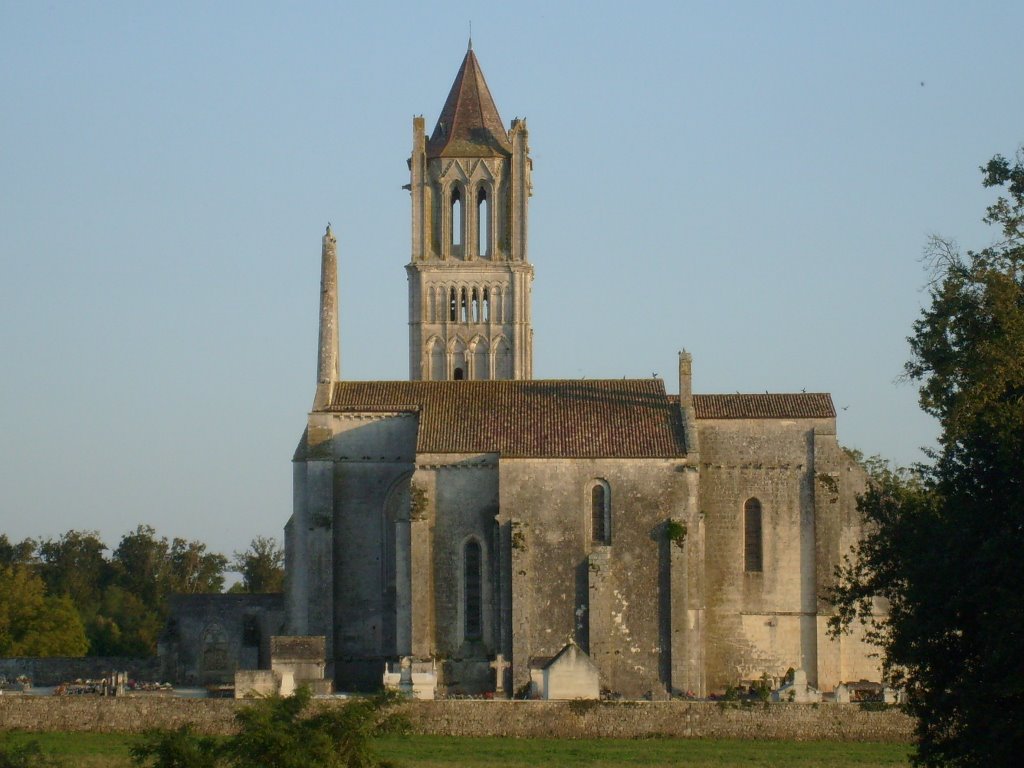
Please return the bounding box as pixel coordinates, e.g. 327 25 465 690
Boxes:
830 151 1024 766
0 527 284 658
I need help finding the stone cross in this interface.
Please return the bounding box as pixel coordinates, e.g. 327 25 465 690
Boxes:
489 654 511 693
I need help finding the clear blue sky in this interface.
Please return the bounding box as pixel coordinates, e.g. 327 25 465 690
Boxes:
2 1 1022 558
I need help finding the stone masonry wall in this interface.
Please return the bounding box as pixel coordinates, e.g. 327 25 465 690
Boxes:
161 593 285 686
698 418 821 692
500 458 693 699
400 701 914 742
696 416 881 694
0 697 912 742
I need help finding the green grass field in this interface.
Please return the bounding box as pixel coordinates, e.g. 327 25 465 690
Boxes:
0 732 912 767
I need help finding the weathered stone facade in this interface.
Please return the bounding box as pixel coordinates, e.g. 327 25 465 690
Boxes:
159 594 285 685
285 44 883 698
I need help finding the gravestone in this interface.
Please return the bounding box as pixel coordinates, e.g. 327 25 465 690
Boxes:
771 668 821 703
383 656 437 699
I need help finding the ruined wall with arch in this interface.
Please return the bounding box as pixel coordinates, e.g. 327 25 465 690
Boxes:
158 594 285 685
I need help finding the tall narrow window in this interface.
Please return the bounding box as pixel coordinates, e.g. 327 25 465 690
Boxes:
464 540 482 640
591 481 611 545
451 338 467 381
460 288 468 322
483 288 490 321
471 288 480 322
451 187 462 247
477 187 490 257
744 498 763 573
449 287 457 322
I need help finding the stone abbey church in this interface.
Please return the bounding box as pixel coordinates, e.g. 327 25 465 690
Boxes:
283 44 881 698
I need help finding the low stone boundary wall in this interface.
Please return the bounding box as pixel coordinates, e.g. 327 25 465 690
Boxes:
402 700 914 742
0 697 914 743
0 696 236 735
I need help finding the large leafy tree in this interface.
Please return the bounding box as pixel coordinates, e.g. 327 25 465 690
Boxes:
231 536 285 593
36 530 113 615
0 535 36 568
2 525 229 657
831 152 1024 766
0 564 88 657
112 524 171 606
90 585 167 657
167 538 228 594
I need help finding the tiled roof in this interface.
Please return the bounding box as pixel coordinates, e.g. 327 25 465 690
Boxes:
692 393 835 419
325 380 687 458
427 47 512 159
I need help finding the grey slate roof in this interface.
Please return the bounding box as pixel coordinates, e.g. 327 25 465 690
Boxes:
325 379 687 458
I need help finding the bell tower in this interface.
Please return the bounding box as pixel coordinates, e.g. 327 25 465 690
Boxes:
407 42 534 381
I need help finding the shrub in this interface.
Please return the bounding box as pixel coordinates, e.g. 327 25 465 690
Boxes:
130 687 406 768
130 726 219 768
0 740 63 768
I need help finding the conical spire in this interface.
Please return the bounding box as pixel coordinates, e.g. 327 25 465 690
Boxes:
426 48 511 158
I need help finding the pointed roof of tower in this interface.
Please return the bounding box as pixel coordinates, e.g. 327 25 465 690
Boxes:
427 46 512 159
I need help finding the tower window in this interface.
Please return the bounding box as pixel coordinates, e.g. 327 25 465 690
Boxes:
451 338 467 379
483 288 490 322
451 187 462 247
460 287 468 323
744 498 763 573
477 187 490 258
591 480 611 545
464 540 482 640
449 287 457 322
472 288 480 322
